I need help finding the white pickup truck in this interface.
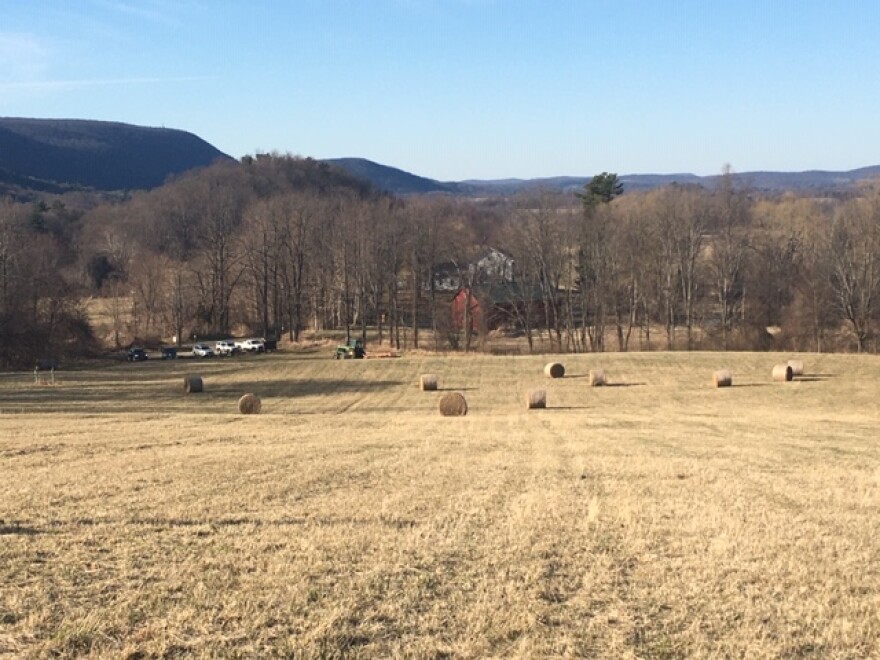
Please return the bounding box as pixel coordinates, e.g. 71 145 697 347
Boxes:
215 340 239 356
234 338 266 353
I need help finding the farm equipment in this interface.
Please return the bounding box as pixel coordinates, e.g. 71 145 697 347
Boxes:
335 338 365 359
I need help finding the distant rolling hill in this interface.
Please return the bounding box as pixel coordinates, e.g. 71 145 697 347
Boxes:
4 117 879 199
326 158 880 197
0 117 232 193
323 158 457 195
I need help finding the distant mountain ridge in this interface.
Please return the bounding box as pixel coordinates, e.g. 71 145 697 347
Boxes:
3 117 879 198
326 158 880 196
0 117 232 193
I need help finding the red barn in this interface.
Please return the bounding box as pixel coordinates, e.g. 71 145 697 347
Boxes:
451 284 547 333
451 288 484 333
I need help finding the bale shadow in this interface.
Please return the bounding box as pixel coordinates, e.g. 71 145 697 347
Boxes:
604 382 646 388
800 374 834 380
437 386 479 392
547 405 591 410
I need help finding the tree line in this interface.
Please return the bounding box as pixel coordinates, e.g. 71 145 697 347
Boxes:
1 153 879 367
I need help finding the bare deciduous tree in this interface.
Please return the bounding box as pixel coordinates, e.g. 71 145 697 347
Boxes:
829 188 880 352
707 170 751 349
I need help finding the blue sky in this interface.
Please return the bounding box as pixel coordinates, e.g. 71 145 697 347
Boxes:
2 1 879 180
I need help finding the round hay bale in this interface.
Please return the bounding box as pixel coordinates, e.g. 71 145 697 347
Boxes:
544 362 565 378
420 374 438 391
712 369 732 388
438 392 468 417
526 389 546 409
589 369 607 387
184 375 203 394
772 364 793 382
238 393 262 414
787 359 804 377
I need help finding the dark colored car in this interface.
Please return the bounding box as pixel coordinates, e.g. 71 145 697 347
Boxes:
162 347 178 359
127 347 148 362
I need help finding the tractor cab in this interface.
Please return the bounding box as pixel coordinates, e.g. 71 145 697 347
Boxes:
335 338 365 359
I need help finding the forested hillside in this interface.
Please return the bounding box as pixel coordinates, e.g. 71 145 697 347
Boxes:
2 153 880 367
0 118 231 193
324 158 457 195
0 155 374 366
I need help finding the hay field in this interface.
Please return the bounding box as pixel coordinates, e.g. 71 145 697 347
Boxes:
2 350 880 658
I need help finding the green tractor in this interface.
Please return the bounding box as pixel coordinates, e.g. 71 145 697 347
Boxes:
335 337 365 359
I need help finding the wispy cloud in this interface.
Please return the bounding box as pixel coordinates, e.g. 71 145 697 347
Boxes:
0 75 216 92
0 33 52 80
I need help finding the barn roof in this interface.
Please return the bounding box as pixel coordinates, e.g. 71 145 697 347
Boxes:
455 282 545 304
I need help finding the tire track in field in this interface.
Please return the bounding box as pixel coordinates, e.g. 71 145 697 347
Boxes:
300 412 618 656
501 413 625 656
488 412 682 657
289 416 541 656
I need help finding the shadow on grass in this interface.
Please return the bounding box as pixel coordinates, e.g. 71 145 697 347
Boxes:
798 375 834 381
0 377 406 414
0 524 42 536
554 377 645 387
38 514 417 530
437 386 480 392
221 378 405 398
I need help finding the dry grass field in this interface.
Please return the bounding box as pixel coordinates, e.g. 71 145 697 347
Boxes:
2 349 880 658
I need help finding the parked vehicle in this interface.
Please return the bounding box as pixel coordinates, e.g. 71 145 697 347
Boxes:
35 358 58 371
215 340 239 356
192 343 215 357
235 338 265 353
161 347 177 359
127 347 149 362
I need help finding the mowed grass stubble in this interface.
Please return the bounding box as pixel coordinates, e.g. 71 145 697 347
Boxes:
1 350 879 657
